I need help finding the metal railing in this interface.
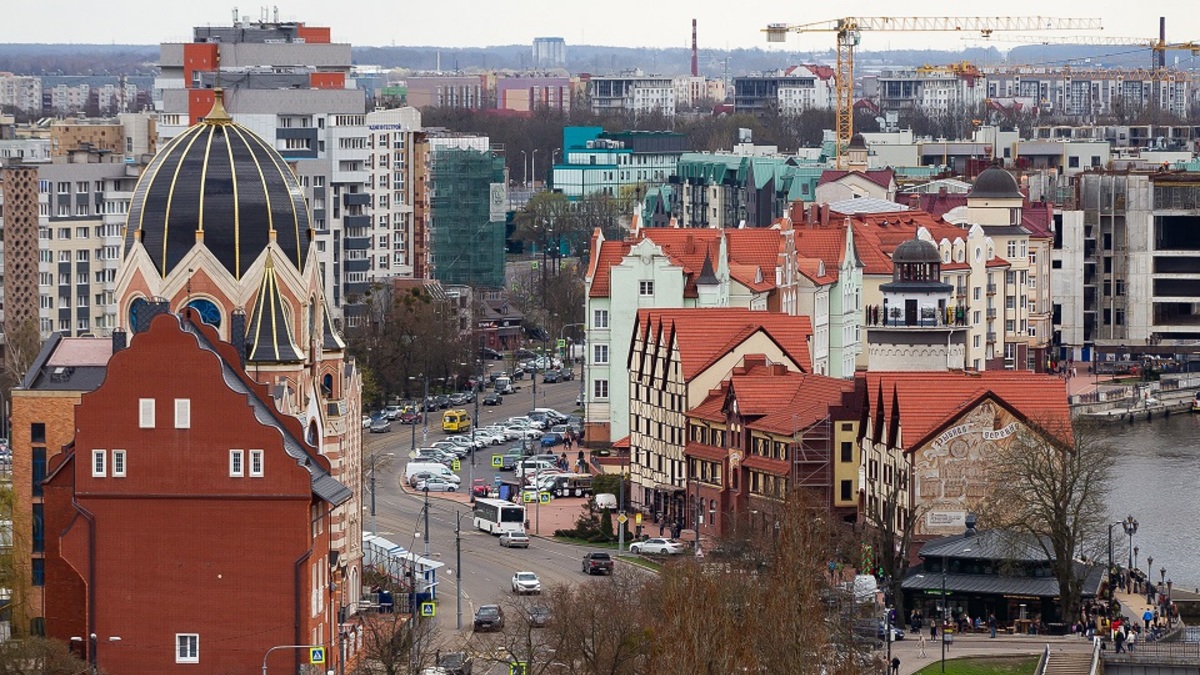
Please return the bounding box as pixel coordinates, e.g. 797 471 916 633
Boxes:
1103 641 1200 664
1034 643 1051 675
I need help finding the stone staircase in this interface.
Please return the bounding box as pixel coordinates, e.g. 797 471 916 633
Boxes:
1041 651 1095 675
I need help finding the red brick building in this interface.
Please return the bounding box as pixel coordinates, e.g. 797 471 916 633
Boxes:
41 310 350 673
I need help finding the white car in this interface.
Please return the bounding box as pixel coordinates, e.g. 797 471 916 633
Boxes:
481 426 516 441
511 571 542 594
473 431 505 446
499 532 530 548
362 415 372 429
629 538 687 555
445 436 484 451
416 477 457 492
409 471 462 487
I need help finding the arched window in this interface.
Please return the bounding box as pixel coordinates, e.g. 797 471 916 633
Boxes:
128 297 149 332
322 373 334 397
186 298 222 328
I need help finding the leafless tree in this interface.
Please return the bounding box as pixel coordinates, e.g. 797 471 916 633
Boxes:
539 571 652 675
979 418 1115 624
0 636 92 675
350 571 439 675
467 593 568 675
860 460 927 619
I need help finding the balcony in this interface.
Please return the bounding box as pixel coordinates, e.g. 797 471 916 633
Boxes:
986 332 997 343
343 214 371 228
986 308 997 319
986 283 997 295
343 192 371 207
955 285 967 297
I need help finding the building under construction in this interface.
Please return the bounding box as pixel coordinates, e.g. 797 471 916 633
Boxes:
428 139 507 289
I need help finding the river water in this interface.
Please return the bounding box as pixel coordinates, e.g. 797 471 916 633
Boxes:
1103 412 1200 592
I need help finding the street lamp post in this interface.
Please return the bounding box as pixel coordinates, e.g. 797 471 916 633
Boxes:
1134 546 1140 571
1122 515 1138 572
1107 520 1125 607
520 150 527 187
532 148 540 190
941 555 948 674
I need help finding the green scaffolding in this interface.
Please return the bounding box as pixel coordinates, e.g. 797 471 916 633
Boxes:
430 147 507 288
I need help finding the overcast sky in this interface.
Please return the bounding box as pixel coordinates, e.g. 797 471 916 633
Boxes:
1 1 1195 54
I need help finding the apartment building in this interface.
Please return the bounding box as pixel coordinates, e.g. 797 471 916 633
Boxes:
402 75 491 109
984 67 1193 119
364 107 425 282
733 66 835 116
875 65 986 116
155 17 395 325
532 37 567 68
587 72 676 117
0 73 43 115
552 126 686 199
1057 171 1200 358
496 76 573 113
0 160 138 338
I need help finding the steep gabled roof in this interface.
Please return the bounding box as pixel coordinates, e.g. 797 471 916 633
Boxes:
724 360 854 435
863 371 1071 451
322 303 345 351
586 239 633 298
818 168 896 189
634 308 812 380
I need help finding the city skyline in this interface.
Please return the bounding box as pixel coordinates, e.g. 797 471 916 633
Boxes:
0 1 1196 55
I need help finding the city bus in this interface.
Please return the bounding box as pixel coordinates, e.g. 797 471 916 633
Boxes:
442 409 472 434
473 497 526 535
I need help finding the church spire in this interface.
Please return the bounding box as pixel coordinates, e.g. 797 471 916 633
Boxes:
246 256 302 363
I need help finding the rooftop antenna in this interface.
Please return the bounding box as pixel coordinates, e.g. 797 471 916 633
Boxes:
232 6 238 24
691 19 698 77
273 5 279 23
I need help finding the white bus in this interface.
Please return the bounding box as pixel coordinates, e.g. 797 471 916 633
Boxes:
473 498 526 535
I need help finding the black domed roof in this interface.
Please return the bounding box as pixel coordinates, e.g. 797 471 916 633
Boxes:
892 237 941 264
848 133 867 149
968 167 1022 199
125 92 311 280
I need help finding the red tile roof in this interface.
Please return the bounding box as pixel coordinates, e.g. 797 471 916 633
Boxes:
638 228 723 298
740 454 791 475
721 360 855 434
587 239 632 298
796 256 836 284
863 371 1071 451
635 308 813 380
793 226 849 275
819 168 896 189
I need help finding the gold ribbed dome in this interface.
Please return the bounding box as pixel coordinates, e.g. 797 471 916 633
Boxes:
124 91 311 279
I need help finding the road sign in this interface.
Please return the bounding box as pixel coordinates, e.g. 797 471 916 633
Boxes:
494 474 501 485
309 647 325 665
556 338 566 349
539 492 551 504
523 491 536 503
617 513 628 524
420 601 436 617
510 663 529 675
531 261 539 270
635 512 643 525
491 454 503 468
451 459 461 471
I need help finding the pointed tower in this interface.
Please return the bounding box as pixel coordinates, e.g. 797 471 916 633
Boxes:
696 250 720 308
247 256 303 363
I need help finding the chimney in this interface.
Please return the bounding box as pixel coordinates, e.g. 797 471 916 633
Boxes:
686 233 695 254
821 204 830 227
691 19 699 78
965 513 978 536
809 203 819 226
111 328 127 353
909 193 921 210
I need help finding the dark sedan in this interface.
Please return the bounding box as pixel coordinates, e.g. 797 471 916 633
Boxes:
540 432 566 448
473 605 504 632
542 370 561 384
483 392 502 406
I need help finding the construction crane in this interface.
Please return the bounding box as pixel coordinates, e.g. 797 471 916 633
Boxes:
764 17 1102 167
977 35 1200 65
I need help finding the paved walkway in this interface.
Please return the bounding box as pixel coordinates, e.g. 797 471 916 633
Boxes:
888 632 1091 675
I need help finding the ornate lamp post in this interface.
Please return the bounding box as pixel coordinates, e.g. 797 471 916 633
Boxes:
1122 515 1138 571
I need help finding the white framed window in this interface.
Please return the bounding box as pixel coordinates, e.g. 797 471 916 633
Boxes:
175 399 191 429
593 379 609 400
593 309 609 329
593 344 610 364
92 449 106 477
112 450 126 477
230 450 244 478
175 634 199 664
139 398 155 428
249 450 264 477
638 280 654 296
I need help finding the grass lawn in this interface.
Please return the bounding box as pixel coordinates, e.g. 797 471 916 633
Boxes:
912 656 1039 675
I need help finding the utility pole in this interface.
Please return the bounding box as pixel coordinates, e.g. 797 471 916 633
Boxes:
369 453 377 534
423 484 431 558
618 456 626 552
455 511 463 630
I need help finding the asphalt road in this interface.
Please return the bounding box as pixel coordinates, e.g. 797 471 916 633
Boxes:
362 370 593 645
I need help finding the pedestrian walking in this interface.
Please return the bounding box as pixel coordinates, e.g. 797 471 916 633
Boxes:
931 623 938 640
890 657 900 675
988 612 997 638
918 635 927 657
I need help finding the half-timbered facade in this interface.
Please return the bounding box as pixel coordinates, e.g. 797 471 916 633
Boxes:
628 308 812 522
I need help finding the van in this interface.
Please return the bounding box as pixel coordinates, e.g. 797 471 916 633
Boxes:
594 493 617 510
442 409 472 434
494 376 514 394
515 459 554 479
405 461 455 484
549 473 593 498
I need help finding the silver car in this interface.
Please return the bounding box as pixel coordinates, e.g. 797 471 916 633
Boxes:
499 532 530 548
511 571 542 594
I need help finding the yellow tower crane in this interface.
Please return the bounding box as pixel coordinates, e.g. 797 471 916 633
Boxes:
979 34 1200 64
764 17 1103 167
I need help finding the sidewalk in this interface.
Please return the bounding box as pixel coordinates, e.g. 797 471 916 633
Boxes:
890 632 1090 675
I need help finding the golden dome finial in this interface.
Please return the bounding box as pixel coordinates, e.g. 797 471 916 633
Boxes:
205 88 233 124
